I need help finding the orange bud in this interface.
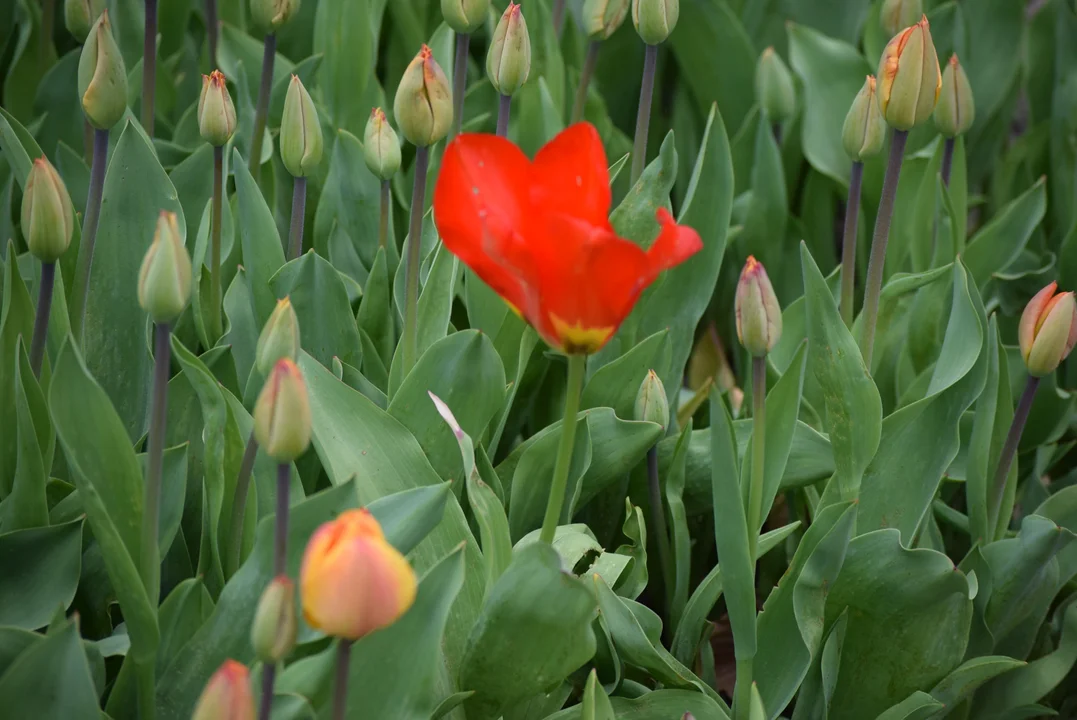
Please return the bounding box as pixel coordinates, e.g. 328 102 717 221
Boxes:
300 509 417 640
191 660 255 720
1019 283 1077 377
876 15 940 130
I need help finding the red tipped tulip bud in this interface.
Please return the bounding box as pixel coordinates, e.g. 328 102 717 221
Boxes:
487 3 531 97
198 70 237 146
735 256 782 357
253 358 312 462
1019 283 1077 377
363 108 401 181
393 45 453 147
138 211 192 324
191 660 255 720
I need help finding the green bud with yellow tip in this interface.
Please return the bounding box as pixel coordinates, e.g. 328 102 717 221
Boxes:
254 358 312 462
631 0 678 45
363 108 401 181
582 0 630 41
487 3 531 97
198 70 237 146
876 15 940 131
251 576 298 663
735 256 782 357
251 0 299 32
77 11 128 130
755 47 796 123
255 297 300 376
138 211 192 324
934 54 974 138
21 158 75 263
841 75 886 161
634 369 669 431
441 0 489 34
394 45 453 147
280 75 323 178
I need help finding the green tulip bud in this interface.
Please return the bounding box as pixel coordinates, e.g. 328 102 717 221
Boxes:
363 108 401 181
877 15 941 131
841 75 886 161
487 3 531 97
77 11 128 130
755 47 796 123
735 256 782 357
393 45 453 147
631 0 678 45
280 75 323 178
1019 283 1077 378
21 157 75 263
934 54 974 138
254 358 312 462
65 0 105 43
251 576 298 663
634 369 669 431
582 0 630 41
880 0 922 38
138 211 192 324
250 0 299 32
255 297 300 376
191 661 255 720
198 70 237 146
441 0 489 34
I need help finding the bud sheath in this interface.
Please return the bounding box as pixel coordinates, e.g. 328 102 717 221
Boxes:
842 75 886 161
280 75 323 178
487 3 532 97
138 211 192 324
77 11 128 129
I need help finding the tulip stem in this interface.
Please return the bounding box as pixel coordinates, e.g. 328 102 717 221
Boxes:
227 432 259 576
141 322 170 608
331 639 354 720
858 128 908 368
988 375 1039 540
205 0 219 66
734 658 753 720
40 0 54 64
136 658 156 720
451 32 470 138
72 127 109 343
402 144 429 377
539 354 586 545
83 119 94 164
143 0 157 136
839 161 864 328
552 0 566 37
747 356 766 564
631 43 658 185
29 261 55 378
572 42 601 124
288 176 307 260
250 33 276 182
209 145 224 343
940 136 955 188
274 462 290 576
647 445 673 618
378 180 390 250
258 664 276 720
496 94 511 138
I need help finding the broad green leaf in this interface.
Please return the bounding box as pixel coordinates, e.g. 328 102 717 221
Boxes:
0 619 98 720
875 692 943 720
232 147 287 327
356 247 394 371
0 106 38 188
168 144 215 251
508 413 592 540
549 689 730 720
581 330 671 420
0 244 34 492
613 501 649 600
925 655 1025 717
0 339 50 530
313 0 375 137
155 578 214 674
582 669 615 720
221 268 260 385
0 518 83 629
962 178 1046 287
749 683 767 720
741 113 788 277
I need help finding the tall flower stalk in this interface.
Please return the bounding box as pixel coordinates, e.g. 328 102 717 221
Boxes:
364 109 401 250
934 54 974 188
488 3 531 139
248 0 298 181
573 0 630 123
280 76 323 259
198 70 236 343
629 0 678 183
143 0 157 135
442 0 488 138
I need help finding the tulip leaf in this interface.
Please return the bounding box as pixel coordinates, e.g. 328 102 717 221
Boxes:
963 177 1046 287
232 147 287 328
356 247 394 371
926 655 1026 713
313 0 374 138
665 421 693 631
0 517 83 629
0 338 50 530
741 112 788 274
552 689 731 720
874 691 943 720
0 619 99 719
581 329 671 420
0 106 41 190
0 244 35 493
582 668 615 720
168 144 215 250
221 268 260 385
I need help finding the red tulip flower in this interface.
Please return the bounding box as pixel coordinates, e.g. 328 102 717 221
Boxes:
432 123 703 354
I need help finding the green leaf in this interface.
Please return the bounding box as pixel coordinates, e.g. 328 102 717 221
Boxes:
222 268 260 385
232 147 287 328
0 243 35 491
0 518 83 629
966 316 1012 545
356 247 394 371
749 683 767 720
874 691 943 720
962 178 1046 287
156 578 214 674
741 113 788 274
665 421 693 631
926 655 1025 714
550 689 730 720
0 106 38 189
613 501 649 600
582 668 615 720
0 619 99 720
313 0 374 137
0 338 50 530
581 330 671 420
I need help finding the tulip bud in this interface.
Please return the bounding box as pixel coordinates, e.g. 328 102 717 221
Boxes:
21 158 75 263
138 211 192 324
755 47 796 123
582 0 630 40
280 76 323 178
631 0 679 45
300 508 417 640
1019 283 1077 377
880 0 922 38
934 54 974 138
487 3 532 97
634 370 669 431
841 75 886 161
735 256 782 357
255 297 301 376
394 45 453 147
251 576 298 663
198 70 237 146
441 0 489 34
363 108 401 181
876 15 941 131
77 11 128 130
250 0 300 32
191 660 255 720
254 358 312 462
65 0 105 43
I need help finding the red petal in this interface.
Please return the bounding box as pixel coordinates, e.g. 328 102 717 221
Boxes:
644 207 703 282
530 123 611 228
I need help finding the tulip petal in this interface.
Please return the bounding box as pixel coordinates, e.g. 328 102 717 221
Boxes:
645 207 704 281
530 123 612 227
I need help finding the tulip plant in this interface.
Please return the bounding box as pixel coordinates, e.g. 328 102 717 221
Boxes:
4 1 1077 719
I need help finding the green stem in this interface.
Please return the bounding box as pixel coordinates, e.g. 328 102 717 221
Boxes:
258 663 276 720
647 445 673 618
839 161 864 328
288 176 307 260
858 128 908 368
141 322 170 608
41 0 54 64
29 261 55 377
451 32 470 138
72 127 109 343
249 33 276 181
747 356 766 563
571 42 600 124
136 657 156 720
274 463 289 576
734 657 753 720
205 0 218 66
539 354 587 544
378 179 390 250
552 0 566 37
209 145 223 343
143 0 157 136
631 43 658 185
402 144 430 377
226 432 259 577
331 639 353 720
989 375 1039 540
495 93 511 138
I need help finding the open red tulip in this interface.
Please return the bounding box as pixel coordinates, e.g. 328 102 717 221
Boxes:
433 123 703 354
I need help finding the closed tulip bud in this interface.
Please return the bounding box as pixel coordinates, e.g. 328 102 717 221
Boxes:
934 54 974 138
363 108 401 181
842 75 886 161
1019 283 1077 377
280 76 323 178
250 0 299 31
634 370 669 431
631 0 679 45
191 660 255 720
880 0 921 37
65 0 105 43
877 15 940 131
198 70 237 146
254 358 312 462
583 0 630 40
251 576 298 663
138 211 192 324
487 3 531 97
441 0 489 34
77 11 128 130
255 297 300 375
735 256 782 357
394 45 453 147
21 158 75 263
300 508 417 640
755 47 796 123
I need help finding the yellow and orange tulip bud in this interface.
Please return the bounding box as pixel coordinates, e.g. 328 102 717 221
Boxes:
735 256 782 357
876 15 940 131
1019 283 1077 377
253 358 312 462
300 508 417 640
393 45 453 147
191 660 255 720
